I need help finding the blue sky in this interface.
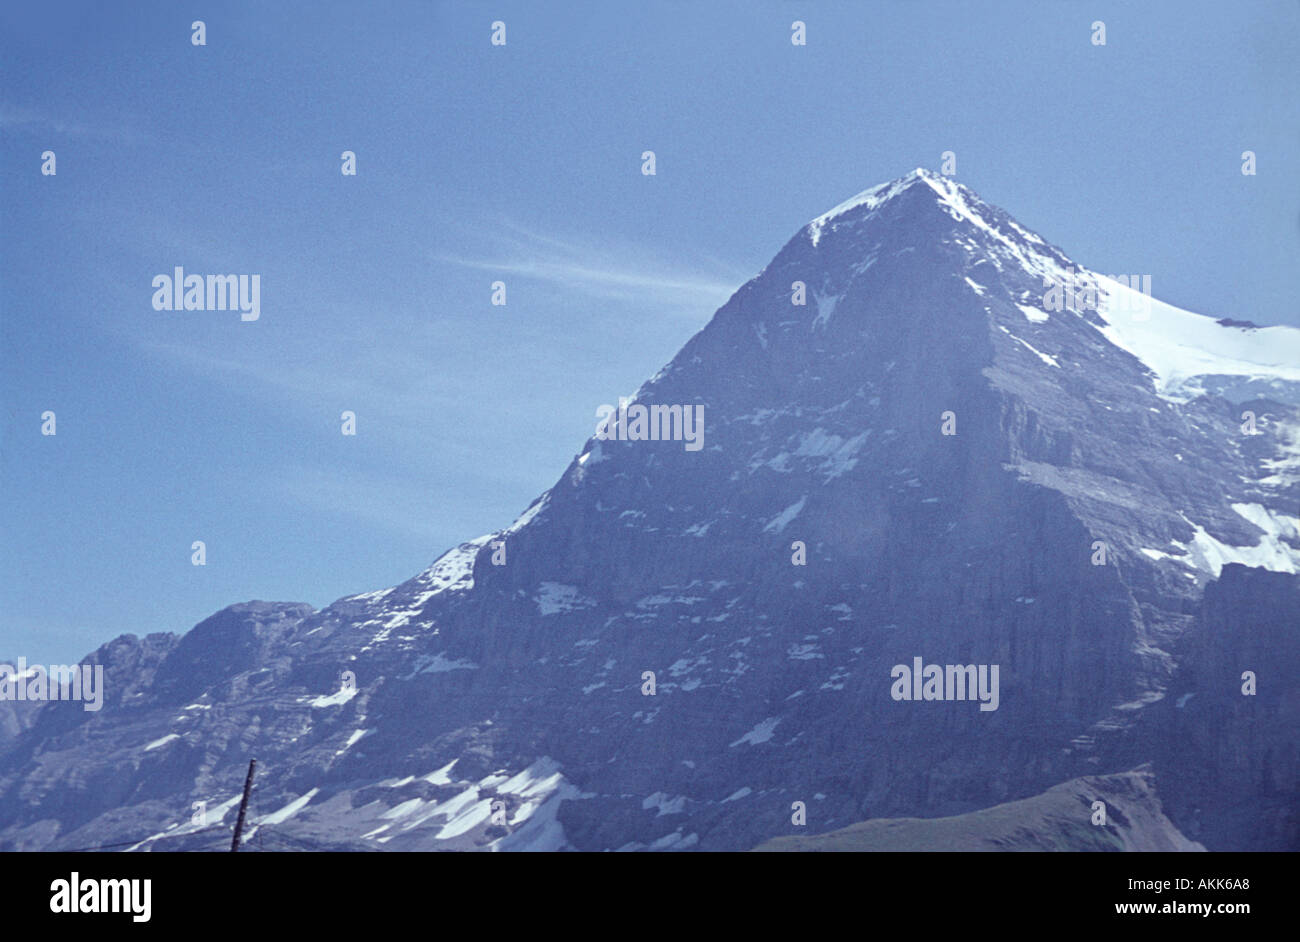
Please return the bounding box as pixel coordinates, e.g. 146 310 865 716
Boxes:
2 0 1297 663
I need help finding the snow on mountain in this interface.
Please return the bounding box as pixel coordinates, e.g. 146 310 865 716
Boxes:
809 169 1300 405
2 170 1296 852
1093 275 1300 404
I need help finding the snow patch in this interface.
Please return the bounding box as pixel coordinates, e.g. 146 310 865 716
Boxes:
642 792 687 816
536 582 596 616
792 428 870 479
258 788 319 826
336 728 370 755
763 497 807 534
1093 275 1300 402
813 291 841 329
730 717 781 747
497 758 565 800
1173 504 1300 577
1016 303 1050 324
998 324 1059 367
425 759 458 785
403 652 478 677
309 685 357 708
1261 419 1300 487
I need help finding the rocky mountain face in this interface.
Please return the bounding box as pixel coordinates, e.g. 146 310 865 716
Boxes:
1 170 1295 852
1149 564 1299 851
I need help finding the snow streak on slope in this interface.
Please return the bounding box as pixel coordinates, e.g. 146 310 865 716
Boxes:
1094 276 1300 403
1175 504 1300 577
807 176 916 246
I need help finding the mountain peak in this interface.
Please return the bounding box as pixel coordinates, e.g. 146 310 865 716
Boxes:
805 168 982 247
799 168 1083 302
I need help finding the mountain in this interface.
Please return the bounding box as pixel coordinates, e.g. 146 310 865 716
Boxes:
753 770 1203 852
1148 564 1299 850
2 169 1296 852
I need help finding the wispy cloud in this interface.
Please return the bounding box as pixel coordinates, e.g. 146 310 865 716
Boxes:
436 219 748 310
138 330 471 411
125 219 751 431
0 103 143 142
266 463 459 542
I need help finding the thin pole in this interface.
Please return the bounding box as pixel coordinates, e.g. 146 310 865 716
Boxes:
230 759 257 852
